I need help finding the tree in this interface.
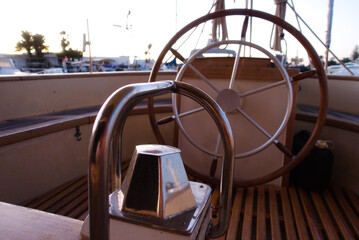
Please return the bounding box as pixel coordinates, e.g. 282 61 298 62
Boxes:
15 31 48 62
15 30 33 58
327 58 338 66
32 34 48 61
341 57 351 63
351 45 359 61
60 31 70 52
66 48 83 59
145 43 152 62
57 31 83 61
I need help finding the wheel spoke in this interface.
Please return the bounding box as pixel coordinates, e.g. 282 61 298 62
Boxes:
170 48 221 93
229 44 243 89
292 70 316 81
170 47 186 62
187 64 221 93
274 140 295 159
240 79 287 98
238 107 295 158
215 133 221 154
156 115 175 125
228 17 249 89
241 16 250 39
156 107 205 125
210 134 222 177
236 107 272 139
239 70 314 98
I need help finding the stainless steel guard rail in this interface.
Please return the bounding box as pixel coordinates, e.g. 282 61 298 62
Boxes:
88 80 234 239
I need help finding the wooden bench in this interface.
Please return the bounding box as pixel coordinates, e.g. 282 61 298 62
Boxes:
296 105 359 134
0 100 172 147
22 175 359 239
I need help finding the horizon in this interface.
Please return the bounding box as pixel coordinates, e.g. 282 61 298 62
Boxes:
1 0 358 63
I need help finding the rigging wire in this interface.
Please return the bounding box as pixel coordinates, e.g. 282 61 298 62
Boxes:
248 0 254 57
161 0 217 67
212 0 229 42
286 1 354 75
290 0 302 32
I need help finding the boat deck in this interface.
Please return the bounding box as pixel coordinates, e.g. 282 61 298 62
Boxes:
1 85 358 239
20 175 359 240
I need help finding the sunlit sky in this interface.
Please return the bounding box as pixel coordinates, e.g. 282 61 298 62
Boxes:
1 0 358 62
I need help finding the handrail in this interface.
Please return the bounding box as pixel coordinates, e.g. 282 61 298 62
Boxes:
304 74 359 82
88 80 234 239
0 70 176 82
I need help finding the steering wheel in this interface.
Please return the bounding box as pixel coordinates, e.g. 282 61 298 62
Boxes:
173 39 293 158
147 9 328 187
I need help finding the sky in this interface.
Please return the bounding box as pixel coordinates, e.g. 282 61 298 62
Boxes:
1 0 358 63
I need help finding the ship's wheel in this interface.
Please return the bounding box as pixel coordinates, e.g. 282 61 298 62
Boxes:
147 9 328 187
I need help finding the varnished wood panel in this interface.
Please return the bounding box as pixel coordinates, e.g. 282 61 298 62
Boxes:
182 57 299 81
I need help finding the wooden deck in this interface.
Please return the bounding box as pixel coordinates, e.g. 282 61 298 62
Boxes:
211 186 359 240
21 176 359 239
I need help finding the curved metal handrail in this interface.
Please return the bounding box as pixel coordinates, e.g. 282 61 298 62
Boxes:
88 80 235 239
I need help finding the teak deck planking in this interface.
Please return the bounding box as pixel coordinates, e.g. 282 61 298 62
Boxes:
19 176 359 239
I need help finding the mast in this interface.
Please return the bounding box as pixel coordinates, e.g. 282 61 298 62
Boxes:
87 19 93 73
271 0 287 53
324 0 334 70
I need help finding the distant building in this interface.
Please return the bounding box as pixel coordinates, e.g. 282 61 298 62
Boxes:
0 53 60 70
132 59 154 70
119 56 130 66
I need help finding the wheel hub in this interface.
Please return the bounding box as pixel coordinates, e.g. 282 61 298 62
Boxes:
216 88 243 113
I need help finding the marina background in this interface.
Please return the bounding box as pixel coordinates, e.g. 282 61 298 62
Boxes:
1 0 358 63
